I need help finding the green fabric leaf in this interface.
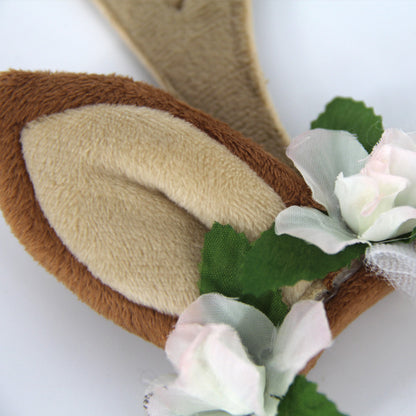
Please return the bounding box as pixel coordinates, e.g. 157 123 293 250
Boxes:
199 223 250 297
199 223 365 320
199 224 288 325
387 227 416 244
241 290 289 327
311 97 383 153
408 227 416 242
278 376 348 416
238 229 365 297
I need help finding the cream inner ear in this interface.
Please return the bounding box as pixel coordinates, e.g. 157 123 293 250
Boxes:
21 104 284 315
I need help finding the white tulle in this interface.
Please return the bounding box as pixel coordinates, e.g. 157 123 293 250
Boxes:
365 242 416 297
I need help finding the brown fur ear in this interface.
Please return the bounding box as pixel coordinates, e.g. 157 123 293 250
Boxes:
0 71 391 352
0 70 306 347
302 268 393 374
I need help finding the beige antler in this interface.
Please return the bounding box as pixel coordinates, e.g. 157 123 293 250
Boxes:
93 0 291 162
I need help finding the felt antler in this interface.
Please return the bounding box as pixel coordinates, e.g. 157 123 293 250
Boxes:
0 70 391 358
93 0 290 162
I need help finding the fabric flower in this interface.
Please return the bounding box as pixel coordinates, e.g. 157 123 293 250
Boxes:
145 294 332 416
275 128 416 254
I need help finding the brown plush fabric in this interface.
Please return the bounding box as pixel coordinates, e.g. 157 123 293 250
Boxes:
302 269 393 374
0 70 392 352
325 268 393 339
0 70 310 347
93 0 291 162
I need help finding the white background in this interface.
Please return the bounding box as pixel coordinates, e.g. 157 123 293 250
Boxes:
0 0 416 415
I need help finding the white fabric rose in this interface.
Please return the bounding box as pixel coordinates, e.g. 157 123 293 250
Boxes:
275 128 416 254
145 294 332 416
274 128 416 298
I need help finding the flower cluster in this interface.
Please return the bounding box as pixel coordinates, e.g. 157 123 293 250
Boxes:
145 294 332 416
144 104 415 416
275 128 416 253
275 128 416 296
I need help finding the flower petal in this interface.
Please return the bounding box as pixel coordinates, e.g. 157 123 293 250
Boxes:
365 242 416 297
172 323 267 416
145 374 223 416
360 206 416 241
334 172 409 235
177 294 276 364
387 147 416 206
377 128 416 152
287 129 368 216
365 143 416 207
275 206 361 254
165 323 205 371
266 301 332 398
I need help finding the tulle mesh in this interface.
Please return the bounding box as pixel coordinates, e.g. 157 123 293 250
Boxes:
365 242 416 297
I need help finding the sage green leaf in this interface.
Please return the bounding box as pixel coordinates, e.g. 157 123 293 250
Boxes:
239 229 365 297
278 376 348 416
199 224 364 322
408 227 416 242
311 97 383 153
199 224 288 325
199 223 250 297
389 226 416 244
241 290 288 327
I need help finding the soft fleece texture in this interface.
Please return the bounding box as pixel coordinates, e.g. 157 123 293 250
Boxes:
93 0 290 162
0 71 392 356
22 104 283 315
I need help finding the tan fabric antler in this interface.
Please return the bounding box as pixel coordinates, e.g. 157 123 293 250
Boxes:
93 0 290 162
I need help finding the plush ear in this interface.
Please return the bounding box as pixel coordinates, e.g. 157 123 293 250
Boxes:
93 0 290 163
0 70 305 347
0 71 391 358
